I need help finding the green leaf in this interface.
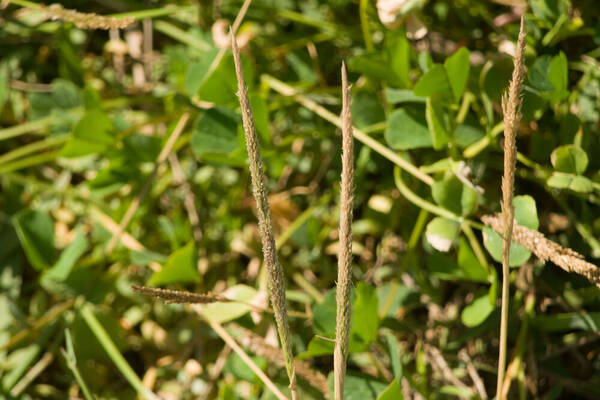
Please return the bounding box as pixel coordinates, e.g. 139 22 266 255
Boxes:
45 228 89 281
348 54 402 87
425 97 450 150
444 47 470 102
148 241 198 286
547 172 593 193
13 210 56 270
385 108 432 150
414 65 452 100
461 293 494 327
385 88 425 104
352 282 379 344
548 52 569 100
431 174 478 216
61 110 115 157
377 379 404 400
532 312 600 332
425 217 460 252
198 53 254 105
327 371 388 400
312 289 339 336
457 238 488 283
199 284 258 323
191 107 240 157
386 30 411 88
483 195 538 267
550 145 588 174
352 90 385 129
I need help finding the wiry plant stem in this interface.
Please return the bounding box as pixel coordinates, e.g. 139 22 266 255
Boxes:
334 62 354 400
231 32 298 400
497 17 526 400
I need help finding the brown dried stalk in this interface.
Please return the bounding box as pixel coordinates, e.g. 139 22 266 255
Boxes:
482 214 600 288
131 285 229 304
231 32 298 400
41 4 135 30
230 323 329 397
497 16 526 399
334 62 354 400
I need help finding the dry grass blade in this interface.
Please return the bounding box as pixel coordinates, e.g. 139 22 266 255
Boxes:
230 323 330 397
208 320 290 400
497 17 526 399
482 214 600 288
334 62 354 400
131 285 230 304
41 4 135 29
231 32 298 399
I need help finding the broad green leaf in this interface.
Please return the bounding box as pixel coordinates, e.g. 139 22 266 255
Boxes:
461 293 494 327
327 371 388 400
550 145 588 174
348 54 402 87
425 97 450 150
45 228 88 281
383 331 403 378
425 217 460 252
483 195 538 267
61 110 115 157
444 47 470 102
198 53 254 105
191 107 240 157
547 172 593 193
224 353 267 384
312 289 339 336
148 241 198 286
299 335 335 359
385 108 432 150
13 210 56 270
457 238 488 283
385 88 425 104
352 90 385 129
386 30 410 88
377 379 404 400
548 52 569 100
414 65 452 100
431 174 478 216
352 282 379 344
199 284 258 323
249 93 271 143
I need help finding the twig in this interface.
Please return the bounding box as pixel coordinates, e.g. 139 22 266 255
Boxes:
334 62 354 400
497 17 526 399
459 349 488 399
231 32 298 399
208 320 290 400
105 112 190 253
426 345 473 395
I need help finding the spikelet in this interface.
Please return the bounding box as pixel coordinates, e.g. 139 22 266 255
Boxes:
42 4 135 30
131 286 229 304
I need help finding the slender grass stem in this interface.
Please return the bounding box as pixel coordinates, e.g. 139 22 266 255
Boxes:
496 17 526 400
80 303 159 400
0 150 61 174
0 135 68 166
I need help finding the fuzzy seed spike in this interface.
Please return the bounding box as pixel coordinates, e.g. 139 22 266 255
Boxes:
334 61 354 400
231 31 298 400
497 16 526 400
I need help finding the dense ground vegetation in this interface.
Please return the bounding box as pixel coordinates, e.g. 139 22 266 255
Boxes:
1 0 600 399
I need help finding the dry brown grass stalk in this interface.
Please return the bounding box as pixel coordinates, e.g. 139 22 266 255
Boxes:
231 32 298 400
230 323 330 397
41 4 135 30
482 214 600 288
497 17 526 398
334 62 354 400
131 285 230 304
